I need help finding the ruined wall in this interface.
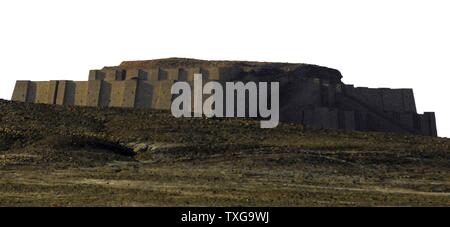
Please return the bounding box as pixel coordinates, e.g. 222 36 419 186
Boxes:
279 78 322 110
12 79 172 110
106 67 238 82
343 85 417 113
276 78 435 136
295 106 436 136
10 62 438 137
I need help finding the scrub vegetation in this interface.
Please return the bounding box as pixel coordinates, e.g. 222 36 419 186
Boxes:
0 99 449 206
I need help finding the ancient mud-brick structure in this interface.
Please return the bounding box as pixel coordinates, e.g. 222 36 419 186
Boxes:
11 58 437 136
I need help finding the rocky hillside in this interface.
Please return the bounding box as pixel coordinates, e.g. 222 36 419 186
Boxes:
0 99 449 206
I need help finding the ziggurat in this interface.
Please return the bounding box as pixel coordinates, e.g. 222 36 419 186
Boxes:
11 58 437 136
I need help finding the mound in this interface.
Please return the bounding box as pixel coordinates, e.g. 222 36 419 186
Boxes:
0 99 449 206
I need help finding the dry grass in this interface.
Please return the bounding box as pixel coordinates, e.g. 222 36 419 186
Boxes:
0 99 449 206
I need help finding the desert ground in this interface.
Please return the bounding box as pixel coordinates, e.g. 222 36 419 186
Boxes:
0 100 449 206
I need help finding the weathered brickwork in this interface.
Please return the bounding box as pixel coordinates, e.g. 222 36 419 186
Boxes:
11 58 438 136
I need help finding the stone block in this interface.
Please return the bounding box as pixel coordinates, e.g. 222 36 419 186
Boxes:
201 67 215 81
355 111 367 130
424 112 437 136
366 89 384 111
86 80 102 107
137 80 174 110
152 80 175 110
381 89 404 112
122 80 138 108
126 69 148 80
320 84 336 107
314 107 339 129
344 84 355 96
64 81 76 105
35 82 50 104
419 114 431 136
104 69 125 81
185 67 201 81
401 89 417 113
47 81 59 104
356 87 369 103
165 68 180 81
73 81 88 106
147 68 160 81
99 81 112 107
289 79 321 108
302 109 315 127
399 113 414 129
89 70 105 80
135 81 154 109
109 81 125 107
329 109 339 129
178 68 188 81
344 111 356 130
55 80 68 105
280 108 303 123
11 80 30 102
313 108 325 128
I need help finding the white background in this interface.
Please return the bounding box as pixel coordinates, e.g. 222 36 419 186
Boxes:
0 0 448 137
